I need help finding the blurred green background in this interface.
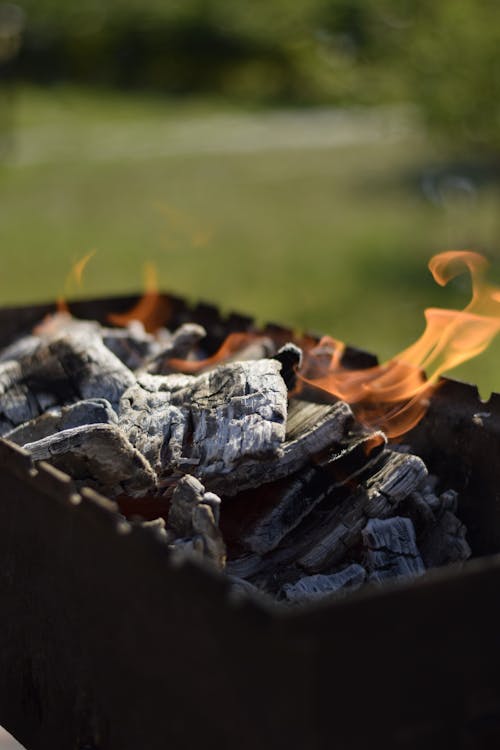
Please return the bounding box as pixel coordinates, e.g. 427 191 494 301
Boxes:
1 0 500 395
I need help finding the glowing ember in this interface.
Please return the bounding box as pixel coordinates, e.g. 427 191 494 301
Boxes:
298 251 500 438
107 263 171 333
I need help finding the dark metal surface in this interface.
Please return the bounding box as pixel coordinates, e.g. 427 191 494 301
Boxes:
0 294 500 749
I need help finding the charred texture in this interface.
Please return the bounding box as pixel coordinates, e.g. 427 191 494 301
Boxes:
121 360 290 491
0 330 134 434
4 398 117 445
23 423 157 498
207 398 354 496
362 516 425 582
281 564 367 603
145 323 207 373
167 474 225 570
230 425 386 556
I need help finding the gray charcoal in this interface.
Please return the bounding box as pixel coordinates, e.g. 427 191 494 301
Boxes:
0 329 135 432
4 398 117 445
419 510 471 568
167 474 205 537
103 320 159 370
167 475 225 570
0 334 41 364
362 516 425 582
146 323 207 374
281 564 367 603
121 360 290 490
23 422 157 498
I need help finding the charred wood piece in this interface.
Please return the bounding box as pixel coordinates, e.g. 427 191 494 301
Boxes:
0 331 135 433
272 343 302 390
122 360 289 491
102 321 159 370
145 323 207 374
4 398 117 445
23 423 157 498
362 516 425 582
207 399 354 496
167 475 225 569
236 428 385 556
281 564 367 603
419 508 471 568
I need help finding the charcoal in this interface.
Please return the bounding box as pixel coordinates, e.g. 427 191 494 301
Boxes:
238 429 385 556
295 449 427 573
23 423 157 498
272 343 302 390
0 334 41 363
0 330 134 433
103 320 159 370
167 475 225 570
419 509 471 568
145 323 207 374
167 474 206 537
4 398 117 445
362 516 425 582
281 564 367 603
121 360 290 490
207 398 354 496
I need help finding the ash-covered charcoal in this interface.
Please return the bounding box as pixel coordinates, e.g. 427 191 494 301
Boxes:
102 320 160 370
281 564 367 603
145 323 207 373
0 330 135 435
4 398 117 445
0 307 473 606
120 359 291 490
166 475 225 570
23 423 157 498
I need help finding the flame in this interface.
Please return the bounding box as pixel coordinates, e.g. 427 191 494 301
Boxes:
56 249 97 314
107 263 171 333
299 251 500 438
167 332 262 374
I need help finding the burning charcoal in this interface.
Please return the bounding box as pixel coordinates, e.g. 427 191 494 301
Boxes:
167 475 225 569
288 449 428 573
146 323 207 374
272 343 302 390
47 334 135 406
362 516 425 583
234 428 385 556
207 398 354 496
122 360 290 490
23 423 157 498
119 381 184 474
103 321 160 370
419 510 471 568
281 564 367 604
4 398 117 445
0 330 135 433
168 474 206 537
0 334 40 363
364 451 428 518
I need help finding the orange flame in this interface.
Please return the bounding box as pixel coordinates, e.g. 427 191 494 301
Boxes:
167 332 262 374
299 251 500 438
57 249 97 314
107 263 171 333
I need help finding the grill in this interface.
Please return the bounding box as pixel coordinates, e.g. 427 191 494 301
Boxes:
0 294 500 750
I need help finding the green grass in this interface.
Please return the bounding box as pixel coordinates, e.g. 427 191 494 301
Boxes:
1 85 500 395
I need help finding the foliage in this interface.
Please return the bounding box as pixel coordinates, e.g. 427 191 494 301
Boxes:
6 0 500 151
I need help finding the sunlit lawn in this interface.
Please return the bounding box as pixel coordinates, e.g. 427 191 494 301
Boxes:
1 86 500 394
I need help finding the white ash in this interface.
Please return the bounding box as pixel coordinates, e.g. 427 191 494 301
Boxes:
0 310 473 604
